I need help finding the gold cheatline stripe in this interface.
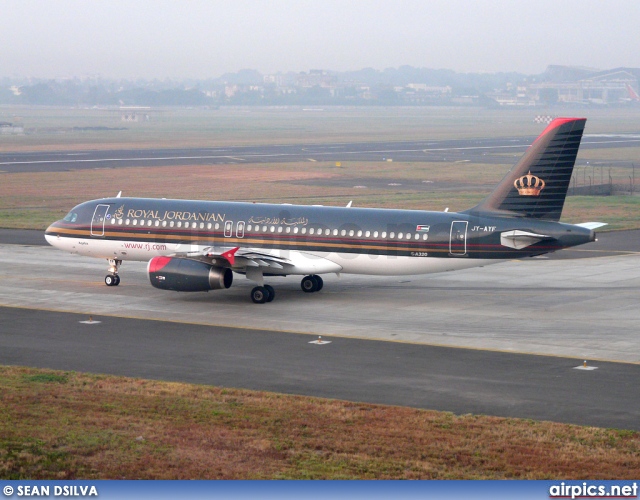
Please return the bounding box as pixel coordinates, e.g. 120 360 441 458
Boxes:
48 227 450 253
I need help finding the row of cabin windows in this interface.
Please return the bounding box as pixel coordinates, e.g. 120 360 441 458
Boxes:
110 217 428 241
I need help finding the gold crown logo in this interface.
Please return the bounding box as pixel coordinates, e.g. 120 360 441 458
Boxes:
514 171 545 196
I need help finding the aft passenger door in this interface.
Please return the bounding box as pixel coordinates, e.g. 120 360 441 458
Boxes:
90 204 110 236
449 221 468 255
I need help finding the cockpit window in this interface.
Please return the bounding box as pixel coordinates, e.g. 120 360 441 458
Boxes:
63 212 78 223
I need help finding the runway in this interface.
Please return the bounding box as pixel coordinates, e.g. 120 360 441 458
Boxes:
1 135 639 172
1 306 638 430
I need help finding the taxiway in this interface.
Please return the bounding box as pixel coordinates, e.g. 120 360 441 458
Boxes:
1 135 639 173
0 236 639 429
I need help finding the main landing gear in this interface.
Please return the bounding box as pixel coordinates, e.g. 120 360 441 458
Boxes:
251 284 275 304
104 259 122 287
250 275 323 303
301 275 323 293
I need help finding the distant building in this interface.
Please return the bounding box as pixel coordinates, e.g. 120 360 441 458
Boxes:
529 67 640 105
0 122 24 135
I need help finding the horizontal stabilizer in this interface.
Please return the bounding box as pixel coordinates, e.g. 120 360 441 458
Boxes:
575 222 608 230
500 230 552 250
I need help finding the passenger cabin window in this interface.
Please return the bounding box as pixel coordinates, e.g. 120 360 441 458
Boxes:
325 229 330 236
381 232 387 238
373 231 378 238
286 227 291 234
301 228 307 234
118 219 123 225
169 221 174 227
125 219 130 225
365 231 370 237
132 220 138 226
215 223 220 230
309 228 315 235
278 227 283 233
357 230 362 237
333 229 338 236
177 222 182 228
293 227 299 234
162 221 167 227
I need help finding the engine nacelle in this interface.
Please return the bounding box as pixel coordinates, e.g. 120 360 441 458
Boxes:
147 256 233 292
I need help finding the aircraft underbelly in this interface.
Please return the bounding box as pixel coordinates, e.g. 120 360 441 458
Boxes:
317 252 502 276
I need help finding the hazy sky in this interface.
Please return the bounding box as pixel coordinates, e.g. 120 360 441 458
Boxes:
2 0 639 79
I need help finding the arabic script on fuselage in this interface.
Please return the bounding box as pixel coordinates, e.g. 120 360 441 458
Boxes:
249 216 308 226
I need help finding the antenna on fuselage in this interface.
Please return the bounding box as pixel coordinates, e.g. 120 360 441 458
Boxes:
116 191 122 198
346 201 353 208
444 207 449 212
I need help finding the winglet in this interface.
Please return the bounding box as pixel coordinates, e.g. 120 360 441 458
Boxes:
221 247 240 266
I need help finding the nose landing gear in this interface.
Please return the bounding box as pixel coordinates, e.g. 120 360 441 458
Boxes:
105 259 122 287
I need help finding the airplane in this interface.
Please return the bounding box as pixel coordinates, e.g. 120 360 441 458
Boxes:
45 117 605 303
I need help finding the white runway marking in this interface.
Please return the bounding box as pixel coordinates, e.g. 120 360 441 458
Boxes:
1 138 639 166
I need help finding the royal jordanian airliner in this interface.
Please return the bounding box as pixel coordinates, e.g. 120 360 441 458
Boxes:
45 118 605 303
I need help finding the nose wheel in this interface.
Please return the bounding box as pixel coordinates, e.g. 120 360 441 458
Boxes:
105 259 122 286
105 274 120 286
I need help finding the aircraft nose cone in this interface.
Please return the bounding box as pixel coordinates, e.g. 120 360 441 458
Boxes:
44 222 61 247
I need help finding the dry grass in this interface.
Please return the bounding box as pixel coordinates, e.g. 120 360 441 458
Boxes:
1 366 638 480
1 160 638 231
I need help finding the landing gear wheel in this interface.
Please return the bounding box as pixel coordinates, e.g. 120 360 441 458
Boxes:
264 284 275 302
251 286 268 304
301 275 319 293
105 259 122 287
314 275 323 291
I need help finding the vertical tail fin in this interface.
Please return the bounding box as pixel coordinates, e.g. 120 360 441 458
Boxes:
464 117 586 221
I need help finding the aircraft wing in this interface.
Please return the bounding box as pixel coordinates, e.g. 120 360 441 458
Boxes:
171 246 342 277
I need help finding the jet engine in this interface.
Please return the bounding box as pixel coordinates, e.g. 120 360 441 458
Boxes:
147 256 233 292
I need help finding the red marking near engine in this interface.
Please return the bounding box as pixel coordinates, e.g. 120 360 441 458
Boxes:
221 247 239 266
148 256 172 273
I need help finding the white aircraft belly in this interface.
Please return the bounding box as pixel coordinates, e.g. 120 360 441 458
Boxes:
45 235 502 277
318 252 502 276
